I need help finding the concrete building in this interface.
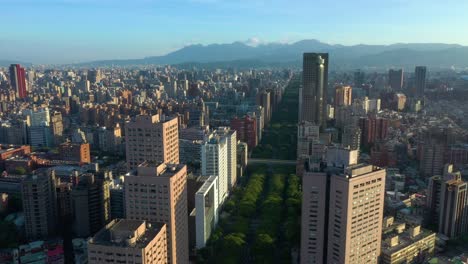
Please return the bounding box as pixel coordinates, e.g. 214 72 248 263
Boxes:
21 169 58 240
230 115 257 150
195 176 219 249
297 121 320 159
334 85 352 107
9 64 27 99
59 142 91 163
88 219 168 264
301 164 386 264
125 115 179 170
359 116 389 147
71 173 111 238
394 93 407 111
342 125 361 150
201 134 228 204
300 53 329 128
389 69 404 91
381 217 436 264
415 66 427 98
214 127 237 190
125 162 188 264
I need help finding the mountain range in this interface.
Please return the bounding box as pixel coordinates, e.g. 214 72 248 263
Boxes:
5 40 468 69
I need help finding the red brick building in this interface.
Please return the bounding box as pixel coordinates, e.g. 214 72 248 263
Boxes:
230 115 258 150
58 142 91 163
0 145 31 169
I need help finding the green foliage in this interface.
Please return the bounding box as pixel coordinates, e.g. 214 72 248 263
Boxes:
14 167 27 175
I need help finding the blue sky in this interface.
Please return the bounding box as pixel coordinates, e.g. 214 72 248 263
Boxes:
1 0 467 64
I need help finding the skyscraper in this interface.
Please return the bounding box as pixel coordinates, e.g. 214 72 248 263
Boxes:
301 164 386 264
201 133 229 204
9 64 27 99
300 53 329 128
428 165 468 238
71 173 111 238
125 162 188 264
22 168 58 240
415 66 427 97
388 69 404 91
125 115 179 170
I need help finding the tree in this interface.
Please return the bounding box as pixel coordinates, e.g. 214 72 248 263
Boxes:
14 167 27 175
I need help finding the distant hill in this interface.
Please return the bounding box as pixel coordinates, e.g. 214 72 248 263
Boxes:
75 40 468 69
0 60 31 67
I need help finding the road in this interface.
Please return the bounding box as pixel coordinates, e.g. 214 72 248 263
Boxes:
249 158 296 165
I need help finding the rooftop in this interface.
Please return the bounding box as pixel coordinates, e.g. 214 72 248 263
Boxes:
89 219 165 248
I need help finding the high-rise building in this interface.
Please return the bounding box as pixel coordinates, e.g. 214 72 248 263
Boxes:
426 164 468 238
88 219 168 264
21 168 58 240
415 66 427 97
438 166 468 238
354 70 365 88
125 115 179 170
300 53 329 128
125 162 188 264
301 164 386 264
9 64 27 99
230 115 257 149
388 69 404 91
359 116 389 147
342 125 361 150
71 173 111 238
256 91 272 125
334 85 352 107
195 176 219 249
201 134 228 204
213 127 237 190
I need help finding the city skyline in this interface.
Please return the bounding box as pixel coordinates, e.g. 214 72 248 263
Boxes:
2 0 468 64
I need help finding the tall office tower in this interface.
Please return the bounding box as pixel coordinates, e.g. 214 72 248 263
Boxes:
88 219 168 264
109 184 125 220
9 64 27 99
21 169 58 240
433 165 468 238
427 164 459 230
256 91 272 125
334 85 352 107
300 53 329 128
125 115 179 170
342 125 361 150
388 69 404 91
71 173 111 238
125 162 188 264
301 164 386 264
354 70 365 88
201 134 228 204
415 66 427 97
214 127 237 190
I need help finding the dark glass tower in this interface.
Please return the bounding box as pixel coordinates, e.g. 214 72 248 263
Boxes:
300 53 329 129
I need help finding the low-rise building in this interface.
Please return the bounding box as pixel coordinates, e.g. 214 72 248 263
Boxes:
381 217 436 264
